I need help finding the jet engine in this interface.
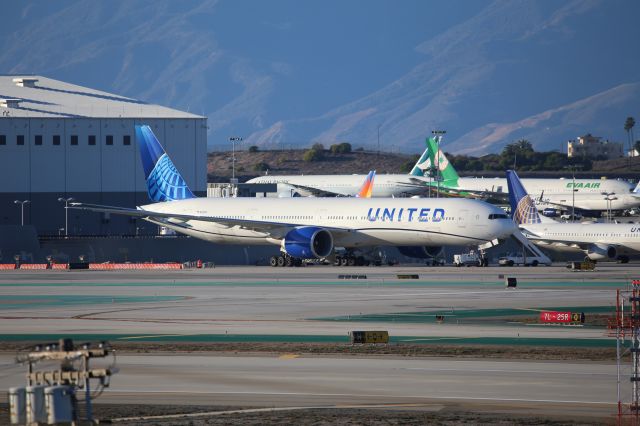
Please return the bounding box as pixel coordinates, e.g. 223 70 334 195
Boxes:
283 226 333 259
586 243 617 261
397 246 444 259
277 184 302 198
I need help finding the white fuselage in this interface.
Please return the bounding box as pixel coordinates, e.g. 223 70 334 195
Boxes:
455 177 637 211
141 197 515 248
520 222 640 257
247 174 429 197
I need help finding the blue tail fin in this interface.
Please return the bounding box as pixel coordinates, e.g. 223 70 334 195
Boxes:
506 170 541 224
136 125 195 202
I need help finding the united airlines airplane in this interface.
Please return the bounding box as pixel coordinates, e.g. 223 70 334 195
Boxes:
419 137 639 212
507 170 640 263
71 125 516 266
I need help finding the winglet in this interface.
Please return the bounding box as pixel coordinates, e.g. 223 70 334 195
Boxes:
633 181 640 196
356 170 376 198
136 125 195 202
506 170 541 224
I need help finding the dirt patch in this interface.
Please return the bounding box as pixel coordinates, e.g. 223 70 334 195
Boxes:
0 341 617 361
0 403 611 425
81 405 616 425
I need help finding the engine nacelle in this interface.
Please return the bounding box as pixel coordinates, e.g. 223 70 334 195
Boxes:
277 190 301 198
397 246 444 259
586 244 617 261
277 184 302 198
283 226 333 259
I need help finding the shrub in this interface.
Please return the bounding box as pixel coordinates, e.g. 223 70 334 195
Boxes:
330 142 352 154
311 143 325 152
303 149 323 162
248 145 259 153
253 162 270 171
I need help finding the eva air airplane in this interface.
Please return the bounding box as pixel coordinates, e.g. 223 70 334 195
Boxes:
414 136 639 213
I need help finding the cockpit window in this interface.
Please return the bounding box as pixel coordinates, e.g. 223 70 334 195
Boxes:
488 213 509 220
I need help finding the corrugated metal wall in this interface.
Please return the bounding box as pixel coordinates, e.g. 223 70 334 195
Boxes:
0 117 207 234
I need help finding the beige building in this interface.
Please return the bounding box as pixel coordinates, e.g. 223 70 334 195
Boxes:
567 134 623 159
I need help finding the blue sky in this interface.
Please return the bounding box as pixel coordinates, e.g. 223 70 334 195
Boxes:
1 0 639 154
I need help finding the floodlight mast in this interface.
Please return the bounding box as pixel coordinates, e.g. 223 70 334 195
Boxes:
431 130 446 199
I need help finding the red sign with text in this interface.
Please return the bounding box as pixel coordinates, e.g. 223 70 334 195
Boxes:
539 311 580 323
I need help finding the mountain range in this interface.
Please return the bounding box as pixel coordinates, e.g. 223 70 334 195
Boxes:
1 0 638 155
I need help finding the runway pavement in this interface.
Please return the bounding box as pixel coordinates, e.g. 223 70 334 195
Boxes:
0 265 627 419
0 353 616 417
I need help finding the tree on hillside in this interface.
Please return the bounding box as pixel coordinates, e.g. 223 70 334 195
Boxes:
303 148 323 162
311 143 325 152
501 139 534 169
253 162 269 171
248 145 259 152
330 142 352 154
625 116 636 155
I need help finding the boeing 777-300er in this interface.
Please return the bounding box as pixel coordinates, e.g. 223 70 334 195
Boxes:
418 136 639 213
245 141 436 198
507 169 640 263
70 125 516 266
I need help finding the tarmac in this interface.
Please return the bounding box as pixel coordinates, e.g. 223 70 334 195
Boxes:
0 265 622 340
0 264 631 419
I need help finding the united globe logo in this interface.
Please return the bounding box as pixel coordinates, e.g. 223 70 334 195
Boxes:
514 195 541 224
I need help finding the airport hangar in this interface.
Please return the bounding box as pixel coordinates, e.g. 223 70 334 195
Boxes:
0 75 207 235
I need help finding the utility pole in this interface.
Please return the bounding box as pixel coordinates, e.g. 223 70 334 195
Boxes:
13 199 30 226
377 124 381 157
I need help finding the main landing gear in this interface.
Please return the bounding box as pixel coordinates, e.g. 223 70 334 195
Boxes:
269 254 303 267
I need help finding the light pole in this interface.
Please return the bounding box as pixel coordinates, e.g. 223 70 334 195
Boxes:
377 124 381 157
229 136 243 184
57 197 74 236
564 165 578 222
13 200 30 226
602 192 617 222
432 130 446 199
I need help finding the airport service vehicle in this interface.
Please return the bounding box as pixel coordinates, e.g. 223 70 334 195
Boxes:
246 140 436 198
542 208 558 217
71 126 516 267
497 253 550 267
418 136 639 213
453 252 481 267
507 169 640 263
560 212 583 221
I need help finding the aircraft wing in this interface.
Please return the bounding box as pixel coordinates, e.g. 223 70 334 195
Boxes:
69 202 352 240
423 184 507 201
279 183 349 197
289 179 430 197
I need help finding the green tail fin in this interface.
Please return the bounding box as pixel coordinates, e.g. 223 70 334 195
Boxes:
425 136 459 187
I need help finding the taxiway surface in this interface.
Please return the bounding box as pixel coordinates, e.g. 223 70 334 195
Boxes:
0 265 621 341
